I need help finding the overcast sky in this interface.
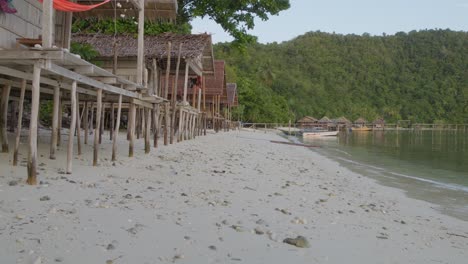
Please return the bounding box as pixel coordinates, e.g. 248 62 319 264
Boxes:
190 0 468 43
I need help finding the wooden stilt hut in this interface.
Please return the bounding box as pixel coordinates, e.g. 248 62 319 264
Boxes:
296 116 318 129
0 0 178 184
202 60 227 132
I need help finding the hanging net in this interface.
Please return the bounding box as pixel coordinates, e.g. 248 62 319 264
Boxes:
37 0 111 12
0 0 17 14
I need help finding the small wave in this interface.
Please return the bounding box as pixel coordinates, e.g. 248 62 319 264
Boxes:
333 157 468 193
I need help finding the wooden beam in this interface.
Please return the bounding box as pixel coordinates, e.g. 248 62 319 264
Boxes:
145 108 151 154
0 83 11 153
76 93 82 155
183 62 189 103
66 81 77 174
171 43 182 144
129 102 136 157
13 80 26 166
44 63 138 98
27 62 42 185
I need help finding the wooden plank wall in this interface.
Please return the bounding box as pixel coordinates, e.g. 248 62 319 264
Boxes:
0 0 65 49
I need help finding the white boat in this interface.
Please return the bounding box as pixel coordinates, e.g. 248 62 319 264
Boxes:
302 129 339 137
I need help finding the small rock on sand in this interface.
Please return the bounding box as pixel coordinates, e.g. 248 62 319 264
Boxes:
39 196 50 201
283 236 310 248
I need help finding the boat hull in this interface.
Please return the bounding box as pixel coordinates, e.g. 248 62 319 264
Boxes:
302 131 339 137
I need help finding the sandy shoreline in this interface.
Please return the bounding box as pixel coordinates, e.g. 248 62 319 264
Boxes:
1 129 467 263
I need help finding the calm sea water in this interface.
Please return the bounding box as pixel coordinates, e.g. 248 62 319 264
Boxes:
297 130 468 220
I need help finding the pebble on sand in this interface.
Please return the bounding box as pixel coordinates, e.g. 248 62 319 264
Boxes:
283 236 310 248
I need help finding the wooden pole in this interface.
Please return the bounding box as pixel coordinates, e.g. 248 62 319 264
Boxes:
93 89 102 166
50 86 60 159
197 88 201 111
76 93 82 155
13 80 26 166
164 42 172 99
66 81 77 174
27 63 41 185
178 108 183 142
183 63 189 103
111 95 122 161
129 102 136 157
110 103 115 140
171 43 183 144
84 101 89 144
0 83 11 153
136 0 145 85
99 103 105 144
89 102 94 136
153 104 159 148
41 0 53 48
164 103 169 145
57 99 62 146
145 108 151 153
152 59 159 96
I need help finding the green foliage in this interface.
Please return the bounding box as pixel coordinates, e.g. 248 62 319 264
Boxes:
72 18 191 36
70 42 99 61
39 101 54 127
177 0 290 47
215 29 468 123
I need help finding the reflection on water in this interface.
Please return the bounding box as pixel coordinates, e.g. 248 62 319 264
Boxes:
299 130 468 220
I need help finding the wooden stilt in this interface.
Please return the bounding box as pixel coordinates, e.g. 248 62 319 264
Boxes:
50 86 60 159
112 95 122 161
66 81 77 174
57 99 62 146
145 108 151 154
164 42 172 99
110 103 115 140
99 103 105 144
142 107 146 140
0 83 11 153
9 100 17 133
76 93 82 155
27 63 41 185
178 108 183 142
89 102 94 136
136 107 141 140
84 101 89 144
93 89 102 166
153 104 159 148
164 103 169 145
129 102 136 157
13 80 26 166
171 44 183 144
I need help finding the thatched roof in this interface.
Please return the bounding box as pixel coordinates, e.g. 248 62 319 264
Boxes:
354 117 367 124
72 33 214 74
74 0 178 20
373 118 386 124
297 116 317 123
318 116 332 123
336 116 351 124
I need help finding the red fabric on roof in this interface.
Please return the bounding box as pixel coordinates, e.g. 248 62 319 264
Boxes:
38 0 110 12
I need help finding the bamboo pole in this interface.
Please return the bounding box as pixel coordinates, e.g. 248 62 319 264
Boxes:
152 59 159 96
93 89 102 166
27 63 41 185
183 63 189 103
111 95 122 161
89 102 94 136
129 102 136 157
66 81 77 174
164 42 172 99
178 108 183 142
13 80 26 166
0 83 11 153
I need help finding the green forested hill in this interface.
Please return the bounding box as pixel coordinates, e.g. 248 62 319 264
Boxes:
214 29 468 123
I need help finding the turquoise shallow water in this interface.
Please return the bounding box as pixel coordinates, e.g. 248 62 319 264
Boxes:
296 130 468 221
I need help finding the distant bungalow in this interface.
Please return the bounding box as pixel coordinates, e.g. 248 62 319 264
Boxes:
296 116 318 129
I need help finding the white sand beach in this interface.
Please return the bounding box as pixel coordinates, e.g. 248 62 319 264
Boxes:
0 129 467 264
